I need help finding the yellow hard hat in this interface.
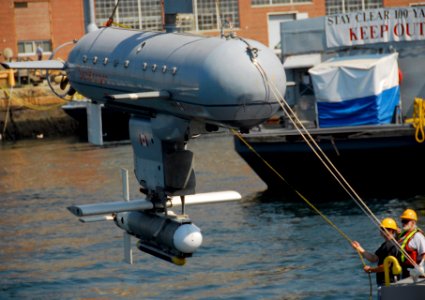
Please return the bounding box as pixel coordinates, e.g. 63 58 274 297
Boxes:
400 209 418 221
380 218 399 231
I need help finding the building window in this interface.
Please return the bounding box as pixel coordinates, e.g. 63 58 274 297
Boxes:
94 0 240 32
94 0 114 25
138 0 163 30
17 40 52 56
196 0 239 31
252 0 310 5
325 0 383 15
14 2 28 8
95 0 168 31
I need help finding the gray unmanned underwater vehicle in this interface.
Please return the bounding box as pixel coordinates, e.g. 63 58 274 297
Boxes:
1 24 286 265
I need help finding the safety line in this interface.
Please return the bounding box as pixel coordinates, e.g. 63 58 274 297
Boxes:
270 82 419 269
255 61 376 222
233 130 351 243
230 36 375 296
232 128 373 299
237 51 425 297
251 58 420 270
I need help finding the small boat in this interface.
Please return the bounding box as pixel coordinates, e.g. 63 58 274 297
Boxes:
234 7 425 201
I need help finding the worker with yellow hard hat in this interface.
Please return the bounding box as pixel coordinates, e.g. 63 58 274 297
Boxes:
351 217 400 286
397 208 425 278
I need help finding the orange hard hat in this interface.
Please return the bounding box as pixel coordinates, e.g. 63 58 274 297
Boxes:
400 209 417 221
380 218 399 231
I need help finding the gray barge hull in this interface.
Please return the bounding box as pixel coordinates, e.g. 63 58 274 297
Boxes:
234 124 425 200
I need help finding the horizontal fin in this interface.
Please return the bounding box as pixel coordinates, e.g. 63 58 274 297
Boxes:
67 199 154 217
79 215 114 223
1 60 65 70
106 91 170 101
67 191 241 218
169 191 242 205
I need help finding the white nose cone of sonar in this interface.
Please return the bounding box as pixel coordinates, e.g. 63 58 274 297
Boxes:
174 224 203 253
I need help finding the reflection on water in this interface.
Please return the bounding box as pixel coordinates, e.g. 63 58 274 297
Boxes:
0 135 424 299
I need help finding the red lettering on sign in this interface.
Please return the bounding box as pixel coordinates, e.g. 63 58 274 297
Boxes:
393 23 404 37
369 25 377 39
380 24 389 38
349 28 358 41
405 23 413 36
360 26 367 40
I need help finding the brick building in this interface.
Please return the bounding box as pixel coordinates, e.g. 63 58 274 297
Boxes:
0 0 423 62
0 0 85 61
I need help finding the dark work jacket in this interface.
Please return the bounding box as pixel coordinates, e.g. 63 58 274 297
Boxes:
374 239 400 286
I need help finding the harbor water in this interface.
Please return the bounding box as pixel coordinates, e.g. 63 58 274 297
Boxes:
1 134 424 299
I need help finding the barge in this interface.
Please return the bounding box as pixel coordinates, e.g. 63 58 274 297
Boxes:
234 7 425 201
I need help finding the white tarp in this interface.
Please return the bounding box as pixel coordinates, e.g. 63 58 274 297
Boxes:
325 6 425 48
308 53 400 127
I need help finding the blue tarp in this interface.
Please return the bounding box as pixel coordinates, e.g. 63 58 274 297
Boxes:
309 53 400 128
316 86 400 127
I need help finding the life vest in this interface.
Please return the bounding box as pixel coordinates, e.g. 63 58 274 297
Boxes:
398 228 424 266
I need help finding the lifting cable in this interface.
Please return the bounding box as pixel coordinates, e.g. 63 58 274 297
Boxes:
232 127 373 297
233 129 356 245
248 57 421 273
232 46 423 296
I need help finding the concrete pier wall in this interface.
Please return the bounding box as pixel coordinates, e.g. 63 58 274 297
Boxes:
0 85 80 141
0 107 79 141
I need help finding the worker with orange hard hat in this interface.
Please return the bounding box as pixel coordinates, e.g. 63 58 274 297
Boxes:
351 217 400 286
397 209 425 278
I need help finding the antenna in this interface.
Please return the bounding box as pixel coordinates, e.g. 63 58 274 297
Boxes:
105 0 122 27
